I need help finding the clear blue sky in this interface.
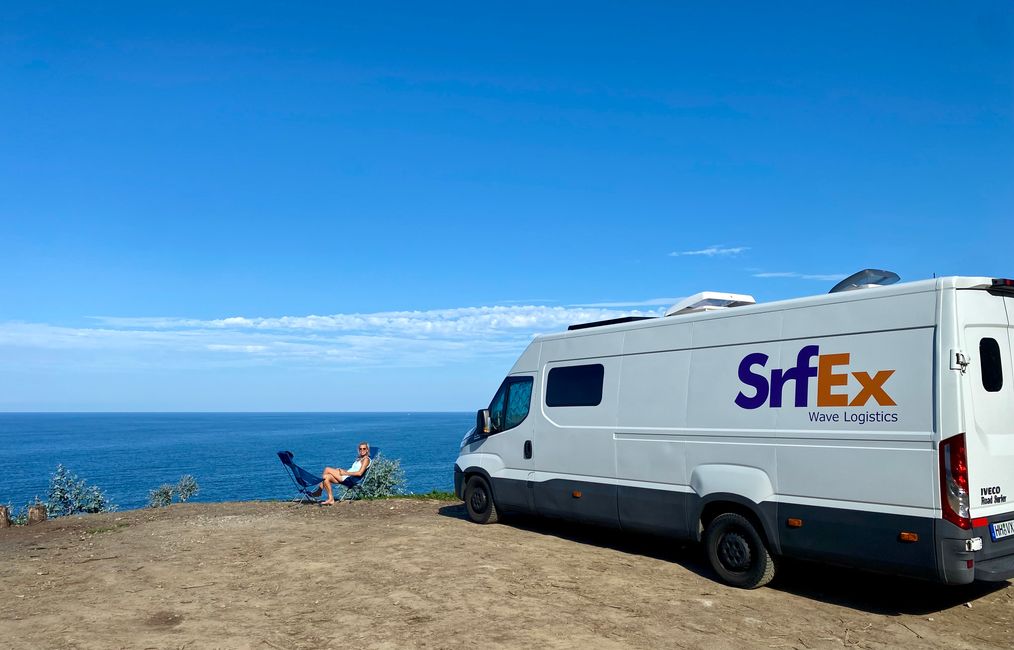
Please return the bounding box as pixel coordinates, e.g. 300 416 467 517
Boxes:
2 2 1012 410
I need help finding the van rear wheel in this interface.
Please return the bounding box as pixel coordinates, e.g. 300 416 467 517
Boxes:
464 476 500 524
704 512 775 589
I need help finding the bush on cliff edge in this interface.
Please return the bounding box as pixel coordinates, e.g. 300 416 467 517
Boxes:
47 464 114 517
345 453 406 499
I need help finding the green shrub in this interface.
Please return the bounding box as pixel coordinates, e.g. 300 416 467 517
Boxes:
147 484 174 509
344 453 406 499
47 465 114 517
176 475 199 502
404 490 457 501
148 475 200 508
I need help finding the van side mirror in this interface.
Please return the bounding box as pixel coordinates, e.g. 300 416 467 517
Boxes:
476 409 492 435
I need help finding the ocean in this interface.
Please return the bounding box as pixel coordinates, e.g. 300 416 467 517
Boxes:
0 413 472 512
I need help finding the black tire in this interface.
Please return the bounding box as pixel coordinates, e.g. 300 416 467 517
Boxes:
704 512 776 589
464 476 501 524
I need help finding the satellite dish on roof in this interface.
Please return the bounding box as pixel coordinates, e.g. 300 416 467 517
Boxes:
829 269 900 294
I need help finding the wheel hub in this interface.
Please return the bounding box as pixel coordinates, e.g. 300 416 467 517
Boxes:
470 489 488 513
718 531 752 572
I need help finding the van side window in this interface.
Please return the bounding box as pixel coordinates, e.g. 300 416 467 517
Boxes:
980 337 1004 392
488 377 534 433
546 364 604 407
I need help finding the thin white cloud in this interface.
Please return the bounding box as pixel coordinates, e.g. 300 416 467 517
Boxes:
802 273 848 281
752 272 847 281
570 298 681 308
669 245 749 257
91 305 659 336
1 304 661 371
495 298 558 305
206 344 268 353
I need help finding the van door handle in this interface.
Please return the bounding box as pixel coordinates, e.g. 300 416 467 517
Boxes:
524 440 533 459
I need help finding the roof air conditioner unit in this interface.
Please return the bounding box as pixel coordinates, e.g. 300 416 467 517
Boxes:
664 292 756 317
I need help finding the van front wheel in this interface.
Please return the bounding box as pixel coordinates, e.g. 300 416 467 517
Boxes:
464 476 500 524
704 512 775 589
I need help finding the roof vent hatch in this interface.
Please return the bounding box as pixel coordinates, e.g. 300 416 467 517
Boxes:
828 269 900 293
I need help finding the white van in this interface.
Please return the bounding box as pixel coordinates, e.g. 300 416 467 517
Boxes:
453 272 1014 588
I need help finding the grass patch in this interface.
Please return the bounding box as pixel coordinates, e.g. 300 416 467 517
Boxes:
398 490 458 502
86 522 130 535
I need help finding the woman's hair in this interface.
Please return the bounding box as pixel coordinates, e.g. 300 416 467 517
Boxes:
358 441 370 454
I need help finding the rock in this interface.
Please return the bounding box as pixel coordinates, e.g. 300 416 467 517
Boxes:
28 505 48 525
0 504 10 528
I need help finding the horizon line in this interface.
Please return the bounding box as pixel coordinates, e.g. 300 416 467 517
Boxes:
0 410 475 415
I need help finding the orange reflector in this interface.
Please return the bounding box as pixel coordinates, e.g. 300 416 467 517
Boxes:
786 518 803 528
572 490 582 498
899 531 919 542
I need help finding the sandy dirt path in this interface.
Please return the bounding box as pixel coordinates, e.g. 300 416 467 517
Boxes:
2 499 1012 649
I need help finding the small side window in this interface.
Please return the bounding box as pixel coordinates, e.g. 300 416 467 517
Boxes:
981 338 1004 392
546 364 604 407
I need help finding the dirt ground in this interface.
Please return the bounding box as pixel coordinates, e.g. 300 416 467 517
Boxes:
1 500 1013 649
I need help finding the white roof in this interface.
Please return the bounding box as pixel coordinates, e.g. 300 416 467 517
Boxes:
535 276 1001 342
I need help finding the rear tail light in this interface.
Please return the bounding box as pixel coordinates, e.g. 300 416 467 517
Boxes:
940 433 971 529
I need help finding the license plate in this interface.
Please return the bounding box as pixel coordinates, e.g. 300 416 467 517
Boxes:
990 519 1014 541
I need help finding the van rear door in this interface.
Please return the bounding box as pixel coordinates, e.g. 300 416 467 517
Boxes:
959 287 1014 571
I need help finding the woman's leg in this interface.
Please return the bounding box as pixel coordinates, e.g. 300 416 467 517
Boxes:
322 476 335 504
312 466 338 497
309 468 329 497
321 468 346 504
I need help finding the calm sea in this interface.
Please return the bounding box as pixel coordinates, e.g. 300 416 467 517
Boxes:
0 413 472 512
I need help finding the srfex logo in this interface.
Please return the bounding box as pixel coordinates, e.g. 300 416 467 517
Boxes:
735 345 896 409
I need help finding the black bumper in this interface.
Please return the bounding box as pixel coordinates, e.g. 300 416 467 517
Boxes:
975 553 1014 582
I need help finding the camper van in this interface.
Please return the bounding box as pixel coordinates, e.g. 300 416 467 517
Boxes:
453 272 1014 588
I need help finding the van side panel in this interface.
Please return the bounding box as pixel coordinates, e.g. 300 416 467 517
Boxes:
535 334 623 526
614 348 692 535
777 291 937 339
615 437 690 536
611 291 939 575
777 504 938 579
616 485 689 536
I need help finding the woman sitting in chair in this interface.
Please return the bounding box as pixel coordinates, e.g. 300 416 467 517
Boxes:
311 442 371 505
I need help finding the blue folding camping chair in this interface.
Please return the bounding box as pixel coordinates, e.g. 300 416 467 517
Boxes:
277 449 378 503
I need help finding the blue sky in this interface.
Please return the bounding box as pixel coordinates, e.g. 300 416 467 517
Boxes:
1 2 1012 410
